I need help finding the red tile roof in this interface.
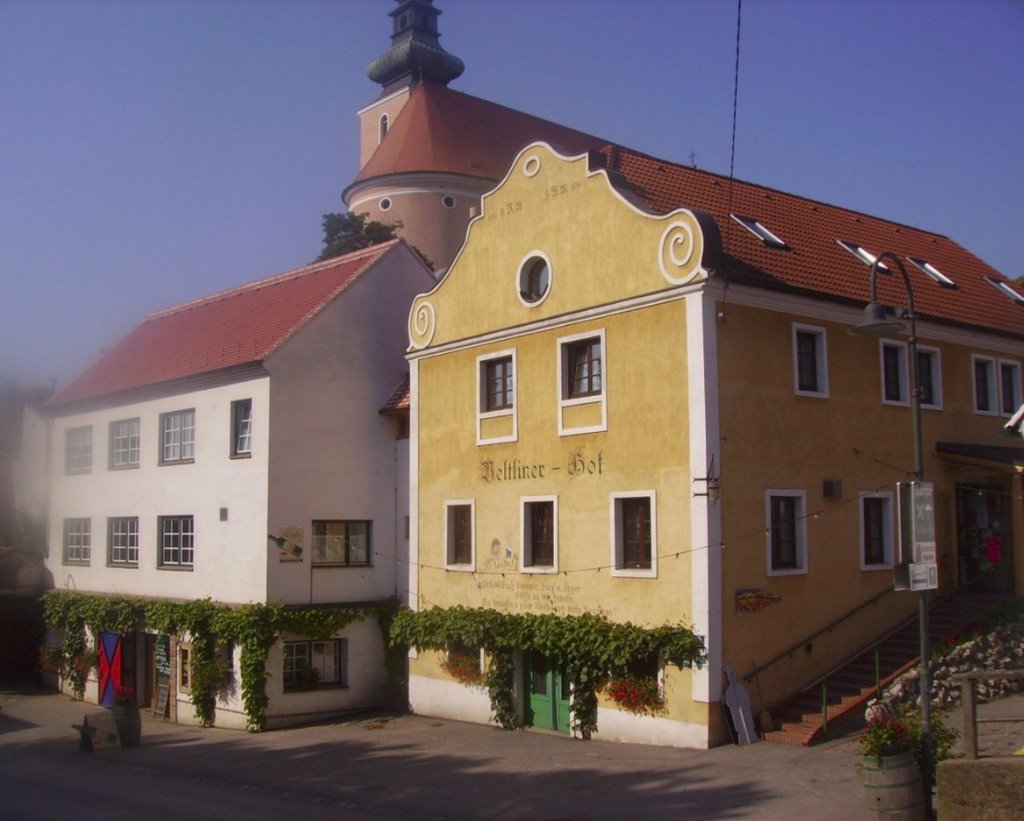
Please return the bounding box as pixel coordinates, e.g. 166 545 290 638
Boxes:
48 241 403 408
379 373 410 413
351 82 611 187
600 147 1024 338
355 83 1021 339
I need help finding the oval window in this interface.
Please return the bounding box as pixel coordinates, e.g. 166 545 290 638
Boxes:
379 197 392 211
519 256 550 304
442 195 456 209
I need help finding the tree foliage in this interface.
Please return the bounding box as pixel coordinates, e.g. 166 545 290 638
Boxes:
317 211 400 262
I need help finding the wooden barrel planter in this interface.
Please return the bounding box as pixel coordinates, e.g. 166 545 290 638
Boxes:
861 751 925 819
112 703 142 748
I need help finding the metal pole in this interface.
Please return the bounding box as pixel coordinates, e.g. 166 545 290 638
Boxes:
876 252 932 813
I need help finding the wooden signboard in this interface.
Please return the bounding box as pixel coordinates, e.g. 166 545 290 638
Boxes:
154 681 170 718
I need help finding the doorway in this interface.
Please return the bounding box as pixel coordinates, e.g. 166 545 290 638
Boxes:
956 482 1014 593
524 652 571 731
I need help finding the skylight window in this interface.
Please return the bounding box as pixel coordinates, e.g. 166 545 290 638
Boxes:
837 240 890 272
731 214 788 249
984 276 1024 306
907 257 957 289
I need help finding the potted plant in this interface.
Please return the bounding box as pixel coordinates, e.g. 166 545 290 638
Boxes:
605 674 664 716
859 714 924 818
112 684 141 748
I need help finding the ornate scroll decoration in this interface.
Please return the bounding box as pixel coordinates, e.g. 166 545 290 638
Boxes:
658 218 704 285
408 299 436 350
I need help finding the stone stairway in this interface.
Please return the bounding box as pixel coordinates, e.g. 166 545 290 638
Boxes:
762 591 1006 746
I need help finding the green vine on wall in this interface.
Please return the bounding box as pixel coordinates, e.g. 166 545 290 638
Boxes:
42 591 395 732
389 606 705 737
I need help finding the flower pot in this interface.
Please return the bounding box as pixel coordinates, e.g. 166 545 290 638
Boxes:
861 751 924 820
112 703 141 748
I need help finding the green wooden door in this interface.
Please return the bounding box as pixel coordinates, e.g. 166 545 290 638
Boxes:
526 653 571 731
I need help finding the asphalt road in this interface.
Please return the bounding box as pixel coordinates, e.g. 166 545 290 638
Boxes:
2 685 1020 820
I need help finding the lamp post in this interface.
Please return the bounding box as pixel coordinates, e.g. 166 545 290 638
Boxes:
849 251 932 808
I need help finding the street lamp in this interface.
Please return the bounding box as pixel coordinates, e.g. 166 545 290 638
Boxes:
849 251 932 806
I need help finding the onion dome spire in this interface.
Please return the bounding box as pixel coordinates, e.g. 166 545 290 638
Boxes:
367 0 464 94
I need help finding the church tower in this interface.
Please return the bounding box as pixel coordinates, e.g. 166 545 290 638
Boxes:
345 0 481 274
344 1 608 273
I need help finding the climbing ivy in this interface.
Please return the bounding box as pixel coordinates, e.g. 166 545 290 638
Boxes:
41 591 395 732
389 606 705 736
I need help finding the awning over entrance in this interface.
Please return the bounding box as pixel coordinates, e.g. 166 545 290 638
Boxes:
937 441 1024 473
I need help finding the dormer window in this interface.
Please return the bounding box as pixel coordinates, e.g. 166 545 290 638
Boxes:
984 276 1024 306
837 240 889 272
730 214 787 249
907 257 956 288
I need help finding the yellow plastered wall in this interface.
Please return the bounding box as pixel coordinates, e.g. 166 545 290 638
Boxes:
409 144 714 727
714 299 1024 709
409 144 709 352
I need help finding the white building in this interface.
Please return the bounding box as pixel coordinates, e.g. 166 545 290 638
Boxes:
43 240 432 729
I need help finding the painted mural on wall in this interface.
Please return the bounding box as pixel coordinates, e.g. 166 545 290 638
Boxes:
735 588 782 613
475 574 608 618
270 526 303 561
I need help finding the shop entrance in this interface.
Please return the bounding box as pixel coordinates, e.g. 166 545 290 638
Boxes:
956 483 1014 593
525 653 571 731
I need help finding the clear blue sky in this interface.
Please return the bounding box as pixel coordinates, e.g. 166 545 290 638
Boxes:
2 0 1022 388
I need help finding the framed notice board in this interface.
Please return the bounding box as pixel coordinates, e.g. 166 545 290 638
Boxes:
154 681 170 718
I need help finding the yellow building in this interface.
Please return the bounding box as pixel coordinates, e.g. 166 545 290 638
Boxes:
402 142 1023 748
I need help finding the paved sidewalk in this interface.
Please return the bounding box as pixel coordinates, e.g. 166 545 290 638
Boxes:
0 685 1018 819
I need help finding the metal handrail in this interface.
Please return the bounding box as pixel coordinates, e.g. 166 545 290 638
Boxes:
743 586 896 682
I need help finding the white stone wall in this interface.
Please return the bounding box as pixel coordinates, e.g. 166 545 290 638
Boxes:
46 374 271 603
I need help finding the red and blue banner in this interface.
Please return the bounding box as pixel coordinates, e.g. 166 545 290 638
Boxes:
98 632 122 708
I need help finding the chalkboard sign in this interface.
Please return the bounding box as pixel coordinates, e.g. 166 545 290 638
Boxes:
155 636 170 679
154 682 169 718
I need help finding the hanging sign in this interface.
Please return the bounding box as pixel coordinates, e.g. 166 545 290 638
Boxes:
896 481 938 590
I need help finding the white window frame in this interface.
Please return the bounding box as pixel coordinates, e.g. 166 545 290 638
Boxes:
880 340 909 406
972 354 997 415
283 638 347 689
108 516 139 566
983 276 1024 306
907 257 956 289
880 341 942 409
178 645 191 692
765 489 808 576
109 418 140 469
859 491 894 570
63 517 91 564
916 345 943 410
516 251 552 307
160 409 195 464
476 349 517 445
311 519 372 567
65 426 92 474
999 359 1022 417
792 324 829 398
557 328 608 436
520 495 558 574
609 491 657 579
231 399 253 457
158 515 194 568
444 500 475 571
730 214 787 248
836 240 889 272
